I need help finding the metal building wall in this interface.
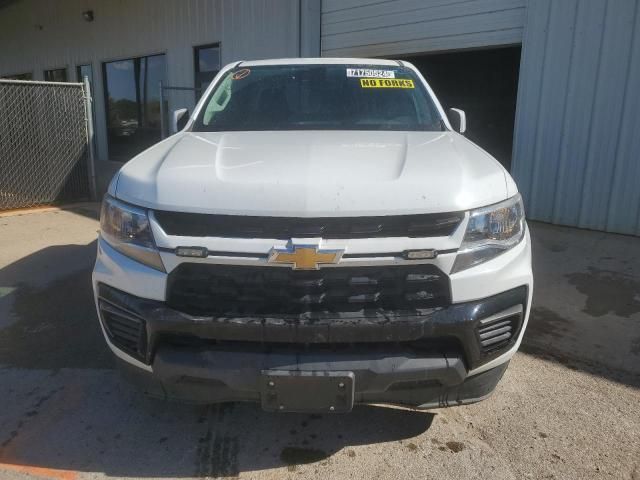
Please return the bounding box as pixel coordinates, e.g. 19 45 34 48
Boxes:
321 0 527 57
512 0 640 236
0 0 304 163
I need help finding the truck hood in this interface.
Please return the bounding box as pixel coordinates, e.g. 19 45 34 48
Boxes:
114 130 511 216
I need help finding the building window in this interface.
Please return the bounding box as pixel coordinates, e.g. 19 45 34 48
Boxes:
3 72 33 80
194 44 220 99
76 64 93 84
44 68 68 82
102 54 167 162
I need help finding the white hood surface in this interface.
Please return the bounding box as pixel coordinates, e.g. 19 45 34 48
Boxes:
114 130 511 217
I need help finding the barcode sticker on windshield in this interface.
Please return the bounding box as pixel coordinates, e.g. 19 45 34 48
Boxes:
346 68 395 79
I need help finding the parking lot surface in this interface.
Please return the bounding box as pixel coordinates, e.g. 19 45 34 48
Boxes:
0 205 638 480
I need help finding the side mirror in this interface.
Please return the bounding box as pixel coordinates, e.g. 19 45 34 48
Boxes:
171 108 190 134
448 108 467 134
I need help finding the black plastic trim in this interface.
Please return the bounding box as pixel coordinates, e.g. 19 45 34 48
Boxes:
164 263 452 316
97 283 528 372
115 353 509 409
153 210 464 239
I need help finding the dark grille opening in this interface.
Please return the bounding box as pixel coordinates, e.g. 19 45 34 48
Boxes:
477 305 523 353
99 299 147 361
166 264 451 317
153 211 464 239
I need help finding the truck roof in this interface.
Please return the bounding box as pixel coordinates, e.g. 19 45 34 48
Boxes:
238 57 403 67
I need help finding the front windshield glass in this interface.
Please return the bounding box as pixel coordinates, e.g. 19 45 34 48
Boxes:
192 64 444 132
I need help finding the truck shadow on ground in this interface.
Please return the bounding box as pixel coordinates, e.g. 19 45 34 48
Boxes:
0 387 436 478
0 240 113 370
0 241 435 477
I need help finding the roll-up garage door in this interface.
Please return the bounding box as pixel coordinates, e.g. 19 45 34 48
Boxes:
321 0 527 58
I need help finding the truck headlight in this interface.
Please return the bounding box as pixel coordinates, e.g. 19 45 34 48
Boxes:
100 195 165 271
452 194 525 273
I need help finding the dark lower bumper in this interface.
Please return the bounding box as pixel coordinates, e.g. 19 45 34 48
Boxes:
98 283 528 371
99 283 526 410
117 352 509 411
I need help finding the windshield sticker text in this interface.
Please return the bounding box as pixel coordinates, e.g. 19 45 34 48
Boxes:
347 68 395 79
360 78 414 89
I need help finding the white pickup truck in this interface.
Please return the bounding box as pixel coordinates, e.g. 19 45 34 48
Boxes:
93 58 532 413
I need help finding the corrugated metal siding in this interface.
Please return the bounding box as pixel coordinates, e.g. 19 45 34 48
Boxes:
0 0 301 161
512 0 640 235
321 0 527 57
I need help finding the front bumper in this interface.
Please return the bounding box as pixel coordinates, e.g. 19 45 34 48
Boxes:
96 282 527 410
117 351 510 411
92 225 532 411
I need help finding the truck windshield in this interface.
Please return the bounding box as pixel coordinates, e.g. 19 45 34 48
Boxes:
192 64 444 132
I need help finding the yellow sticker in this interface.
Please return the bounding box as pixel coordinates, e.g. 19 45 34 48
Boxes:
360 78 414 89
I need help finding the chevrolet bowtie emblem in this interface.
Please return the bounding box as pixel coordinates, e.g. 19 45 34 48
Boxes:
268 244 344 270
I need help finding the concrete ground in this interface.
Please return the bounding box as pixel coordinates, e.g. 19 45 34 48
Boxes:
0 205 638 480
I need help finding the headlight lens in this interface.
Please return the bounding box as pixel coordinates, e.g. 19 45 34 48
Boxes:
100 195 165 271
452 193 525 273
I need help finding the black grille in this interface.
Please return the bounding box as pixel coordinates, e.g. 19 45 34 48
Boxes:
477 305 523 353
153 211 463 239
166 264 451 317
99 299 147 360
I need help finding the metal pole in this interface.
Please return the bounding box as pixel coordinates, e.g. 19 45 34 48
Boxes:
83 75 97 201
159 80 165 140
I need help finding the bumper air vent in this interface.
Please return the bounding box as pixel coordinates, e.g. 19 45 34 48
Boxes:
477 305 523 353
99 299 147 361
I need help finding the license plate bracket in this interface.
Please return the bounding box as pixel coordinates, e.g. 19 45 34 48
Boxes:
260 370 355 413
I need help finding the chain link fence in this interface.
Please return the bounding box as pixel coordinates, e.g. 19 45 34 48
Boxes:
0 79 93 210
